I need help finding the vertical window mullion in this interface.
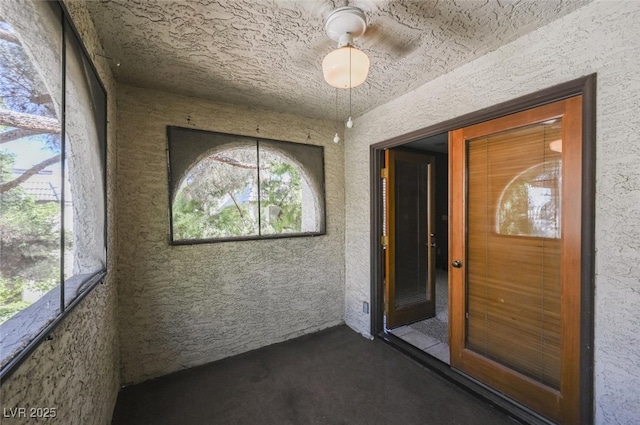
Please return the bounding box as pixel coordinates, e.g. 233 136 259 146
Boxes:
256 140 262 236
59 8 66 313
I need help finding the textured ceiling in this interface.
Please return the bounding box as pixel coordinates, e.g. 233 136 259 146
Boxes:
85 0 591 121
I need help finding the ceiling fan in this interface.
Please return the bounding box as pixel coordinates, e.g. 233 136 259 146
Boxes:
321 6 370 88
298 1 420 140
295 1 421 79
315 2 420 87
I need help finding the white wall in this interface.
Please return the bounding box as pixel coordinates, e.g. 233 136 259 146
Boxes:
116 84 345 384
344 1 640 423
1 1 120 424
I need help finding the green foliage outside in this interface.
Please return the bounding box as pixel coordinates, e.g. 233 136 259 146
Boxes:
259 159 302 234
1 18 64 324
172 148 303 240
0 277 32 324
0 152 60 324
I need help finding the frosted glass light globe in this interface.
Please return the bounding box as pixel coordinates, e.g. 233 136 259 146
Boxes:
322 47 369 89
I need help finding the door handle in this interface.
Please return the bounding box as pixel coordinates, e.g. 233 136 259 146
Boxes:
452 260 462 268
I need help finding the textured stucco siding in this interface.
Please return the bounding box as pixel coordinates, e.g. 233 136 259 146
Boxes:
344 1 640 423
1 1 120 425
0 283 119 425
116 85 345 385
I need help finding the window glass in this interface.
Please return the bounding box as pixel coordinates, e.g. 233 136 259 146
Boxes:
173 146 259 239
496 160 561 238
493 121 562 239
259 149 303 235
0 0 107 375
63 19 107 307
0 2 63 331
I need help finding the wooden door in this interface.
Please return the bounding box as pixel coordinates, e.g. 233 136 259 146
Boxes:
384 149 436 329
449 97 582 424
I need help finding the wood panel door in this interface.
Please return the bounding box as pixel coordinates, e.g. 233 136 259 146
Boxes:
384 149 436 329
449 97 583 424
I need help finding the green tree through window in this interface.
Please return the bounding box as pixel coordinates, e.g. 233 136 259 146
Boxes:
172 147 304 240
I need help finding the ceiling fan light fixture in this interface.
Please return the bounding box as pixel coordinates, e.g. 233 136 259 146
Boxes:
322 46 369 88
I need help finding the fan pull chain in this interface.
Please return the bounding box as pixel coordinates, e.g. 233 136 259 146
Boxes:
333 88 340 143
346 47 354 129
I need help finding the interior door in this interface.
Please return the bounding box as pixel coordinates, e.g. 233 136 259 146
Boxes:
384 148 436 329
449 97 583 424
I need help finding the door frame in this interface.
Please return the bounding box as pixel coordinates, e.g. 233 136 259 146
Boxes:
370 74 596 424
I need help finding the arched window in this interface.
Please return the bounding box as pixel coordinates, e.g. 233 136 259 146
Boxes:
168 127 325 243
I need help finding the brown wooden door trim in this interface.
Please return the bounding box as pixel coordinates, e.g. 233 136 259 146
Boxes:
448 128 465 364
560 95 583 424
384 149 394 321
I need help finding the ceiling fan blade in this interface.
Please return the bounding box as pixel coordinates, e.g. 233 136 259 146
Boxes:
299 0 388 19
298 0 339 19
291 38 333 70
361 22 421 59
350 0 389 14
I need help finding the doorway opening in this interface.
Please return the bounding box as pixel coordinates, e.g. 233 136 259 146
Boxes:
370 75 596 425
383 134 450 364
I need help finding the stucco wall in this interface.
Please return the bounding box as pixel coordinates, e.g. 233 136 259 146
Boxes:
116 84 345 385
344 1 639 423
1 1 120 425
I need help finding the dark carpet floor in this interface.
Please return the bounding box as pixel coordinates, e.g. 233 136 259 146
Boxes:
111 325 517 425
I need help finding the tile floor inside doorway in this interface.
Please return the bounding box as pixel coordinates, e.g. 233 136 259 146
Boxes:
389 270 450 364
390 323 450 363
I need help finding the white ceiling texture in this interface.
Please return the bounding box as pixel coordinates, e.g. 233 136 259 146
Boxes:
86 0 591 121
